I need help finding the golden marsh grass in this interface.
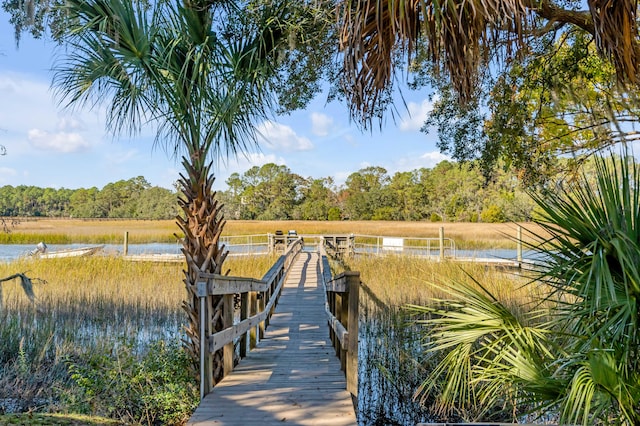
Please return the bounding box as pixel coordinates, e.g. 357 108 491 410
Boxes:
347 254 536 309
0 253 278 363
2 218 548 249
0 251 279 420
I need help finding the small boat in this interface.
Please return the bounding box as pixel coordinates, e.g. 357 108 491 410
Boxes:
30 242 104 259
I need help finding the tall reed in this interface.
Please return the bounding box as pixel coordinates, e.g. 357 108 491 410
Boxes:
0 253 274 418
345 254 534 424
4 218 545 249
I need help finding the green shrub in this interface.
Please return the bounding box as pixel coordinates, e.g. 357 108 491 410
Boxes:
480 204 505 223
328 207 342 221
67 339 198 425
372 207 396 220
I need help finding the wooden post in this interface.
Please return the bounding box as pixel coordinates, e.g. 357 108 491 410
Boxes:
346 272 360 398
250 292 258 349
340 291 349 371
222 294 234 378
439 226 445 261
517 225 523 263
240 292 249 358
330 291 338 354
123 231 129 256
196 280 207 399
258 291 266 339
265 282 273 328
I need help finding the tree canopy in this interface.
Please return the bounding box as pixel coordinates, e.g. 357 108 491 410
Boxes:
338 0 640 183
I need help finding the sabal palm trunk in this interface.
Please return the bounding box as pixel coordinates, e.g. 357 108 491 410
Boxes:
176 157 228 383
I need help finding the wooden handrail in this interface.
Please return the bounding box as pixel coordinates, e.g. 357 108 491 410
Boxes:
196 237 304 397
318 243 360 398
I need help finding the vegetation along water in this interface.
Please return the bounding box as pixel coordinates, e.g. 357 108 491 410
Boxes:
5 150 637 426
0 254 275 425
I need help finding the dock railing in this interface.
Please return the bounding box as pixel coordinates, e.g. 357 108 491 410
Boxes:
318 243 360 399
195 237 304 398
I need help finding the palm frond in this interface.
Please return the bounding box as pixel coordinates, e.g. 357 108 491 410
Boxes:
408 276 551 418
0 272 39 304
338 0 640 125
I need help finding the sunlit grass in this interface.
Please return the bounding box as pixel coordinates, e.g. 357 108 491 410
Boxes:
0 253 276 416
347 254 535 309
2 218 547 249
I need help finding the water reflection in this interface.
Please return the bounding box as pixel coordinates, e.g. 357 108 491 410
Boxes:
358 303 440 425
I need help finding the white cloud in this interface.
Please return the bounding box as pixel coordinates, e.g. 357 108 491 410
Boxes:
212 152 287 189
106 149 139 165
28 128 90 153
238 152 285 169
332 171 351 187
399 99 435 132
0 167 17 185
0 73 57 131
57 116 86 132
310 112 333 137
0 167 17 177
0 73 107 156
257 121 313 152
394 150 450 171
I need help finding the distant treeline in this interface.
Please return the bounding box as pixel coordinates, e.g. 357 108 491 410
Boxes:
217 161 537 223
0 161 539 222
0 176 177 219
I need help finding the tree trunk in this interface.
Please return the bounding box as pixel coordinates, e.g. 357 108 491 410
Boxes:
175 158 228 386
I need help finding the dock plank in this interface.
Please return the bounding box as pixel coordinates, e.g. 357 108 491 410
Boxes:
187 252 358 426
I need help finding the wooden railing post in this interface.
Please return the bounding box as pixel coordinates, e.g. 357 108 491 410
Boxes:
517 225 523 264
320 251 360 400
249 291 258 349
196 280 209 399
240 292 249 358
222 293 234 378
339 291 349 371
327 291 340 355
258 290 266 339
345 272 359 398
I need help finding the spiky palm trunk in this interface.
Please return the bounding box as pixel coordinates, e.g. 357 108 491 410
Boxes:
176 158 228 383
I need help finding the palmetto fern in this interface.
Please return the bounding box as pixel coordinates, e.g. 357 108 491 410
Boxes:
411 148 640 425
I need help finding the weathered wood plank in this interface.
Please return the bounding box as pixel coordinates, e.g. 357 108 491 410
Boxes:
209 271 285 353
187 252 357 426
207 275 268 295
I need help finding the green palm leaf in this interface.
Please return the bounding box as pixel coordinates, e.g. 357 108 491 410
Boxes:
412 146 640 424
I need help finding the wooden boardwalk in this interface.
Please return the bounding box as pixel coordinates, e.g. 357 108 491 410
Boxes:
187 251 358 426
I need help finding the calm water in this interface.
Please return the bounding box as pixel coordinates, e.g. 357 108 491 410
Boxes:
0 242 183 261
0 241 276 261
1 242 540 262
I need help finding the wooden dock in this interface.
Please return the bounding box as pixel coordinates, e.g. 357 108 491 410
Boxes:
186 251 358 426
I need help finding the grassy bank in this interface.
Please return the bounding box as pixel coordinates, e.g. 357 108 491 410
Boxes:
0 254 275 425
0 218 542 249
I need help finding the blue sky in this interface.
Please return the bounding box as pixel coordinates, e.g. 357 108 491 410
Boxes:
0 11 448 191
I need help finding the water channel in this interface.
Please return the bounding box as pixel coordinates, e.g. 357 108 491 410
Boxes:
0 242 539 263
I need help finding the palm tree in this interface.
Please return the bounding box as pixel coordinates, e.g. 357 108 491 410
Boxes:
337 0 640 125
410 149 640 425
53 0 329 386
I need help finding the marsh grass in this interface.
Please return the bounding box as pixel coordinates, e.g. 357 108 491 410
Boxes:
346 254 538 425
3 218 545 249
0 253 274 420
